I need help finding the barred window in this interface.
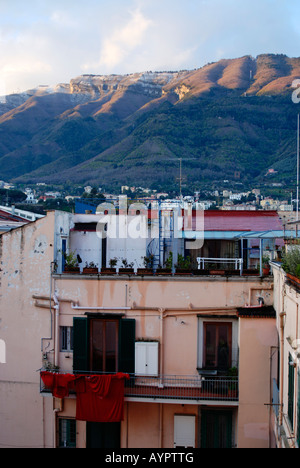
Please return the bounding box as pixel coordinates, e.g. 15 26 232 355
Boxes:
58 419 76 448
60 326 73 352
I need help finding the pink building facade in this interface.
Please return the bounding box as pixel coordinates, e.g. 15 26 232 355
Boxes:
0 210 280 448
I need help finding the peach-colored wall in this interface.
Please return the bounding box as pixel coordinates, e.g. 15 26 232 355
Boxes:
0 211 277 448
122 401 199 448
0 213 56 448
272 264 300 447
238 317 278 448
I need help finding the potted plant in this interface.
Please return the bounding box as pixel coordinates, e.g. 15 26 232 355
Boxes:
208 262 225 275
82 261 99 275
175 254 192 276
137 255 155 276
262 255 270 276
63 251 80 274
282 247 300 286
119 258 135 275
101 257 118 275
156 252 173 275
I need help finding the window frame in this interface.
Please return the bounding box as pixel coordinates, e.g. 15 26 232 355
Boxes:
89 318 119 373
203 321 232 370
58 418 76 448
60 326 74 353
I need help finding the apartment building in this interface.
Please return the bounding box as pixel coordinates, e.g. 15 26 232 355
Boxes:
0 207 286 448
272 256 300 448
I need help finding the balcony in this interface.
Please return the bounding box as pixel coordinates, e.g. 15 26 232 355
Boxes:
40 371 239 404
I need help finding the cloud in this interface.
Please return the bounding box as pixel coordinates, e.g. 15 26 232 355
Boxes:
83 8 152 72
1 0 300 94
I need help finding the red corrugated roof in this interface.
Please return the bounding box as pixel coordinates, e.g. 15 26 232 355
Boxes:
202 210 283 232
148 209 283 232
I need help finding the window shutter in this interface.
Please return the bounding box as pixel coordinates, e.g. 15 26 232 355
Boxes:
73 317 89 372
118 319 135 374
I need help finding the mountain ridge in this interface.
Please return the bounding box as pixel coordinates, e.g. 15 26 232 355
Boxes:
0 53 299 191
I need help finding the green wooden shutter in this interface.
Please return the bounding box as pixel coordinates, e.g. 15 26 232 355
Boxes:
73 317 89 372
118 319 135 374
288 353 295 428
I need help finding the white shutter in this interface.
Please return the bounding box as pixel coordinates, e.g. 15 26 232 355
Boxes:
174 415 196 448
135 342 159 376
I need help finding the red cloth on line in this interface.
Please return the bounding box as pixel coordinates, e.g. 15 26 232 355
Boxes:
75 373 129 423
41 372 76 398
41 371 129 423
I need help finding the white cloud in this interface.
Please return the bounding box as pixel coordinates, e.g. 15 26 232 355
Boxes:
1 0 300 94
83 8 152 72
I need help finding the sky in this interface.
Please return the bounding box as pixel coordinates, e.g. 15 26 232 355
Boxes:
1 0 300 95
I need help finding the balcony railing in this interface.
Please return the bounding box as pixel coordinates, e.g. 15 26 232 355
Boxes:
125 374 238 402
40 371 239 403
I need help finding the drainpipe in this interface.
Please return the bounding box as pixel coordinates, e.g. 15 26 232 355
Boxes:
279 311 286 429
53 294 60 368
53 399 63 449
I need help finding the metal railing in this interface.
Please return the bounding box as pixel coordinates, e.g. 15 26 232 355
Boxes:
40 371 239 403
125 374 238 402
197 257 243 275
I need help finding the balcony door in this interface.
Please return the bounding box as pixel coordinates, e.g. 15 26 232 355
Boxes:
203 322 232 371
201 409 233 448
90 319 119 373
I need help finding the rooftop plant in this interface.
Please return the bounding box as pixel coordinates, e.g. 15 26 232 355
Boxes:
281 247 300 278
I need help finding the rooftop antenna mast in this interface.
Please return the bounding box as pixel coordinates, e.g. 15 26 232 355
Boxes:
168 157 196 199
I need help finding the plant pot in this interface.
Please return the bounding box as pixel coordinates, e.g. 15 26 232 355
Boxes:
175 269 192 276
225 270 240 276
82 268 98 275
192 269 210 276
156 268 172 276
118 268 135 275
209 270 226 275
263 266 270 276
100 268 117 275
137 268 154 276
64 267 80 274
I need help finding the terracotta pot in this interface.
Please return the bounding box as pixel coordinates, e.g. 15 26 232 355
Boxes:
137 268 154 276
82 268 98 275
118 268 135 275
64 267 80 274
100 268 116 275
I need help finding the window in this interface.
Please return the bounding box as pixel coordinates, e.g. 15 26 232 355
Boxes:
90 319 119 372
201 410 233 448
58 419 76 448
203 322 232 370
174 415 196 448
135 341 159 376
73 316 135 374
60 326 73 352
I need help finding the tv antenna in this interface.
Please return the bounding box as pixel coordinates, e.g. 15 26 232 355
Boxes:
167 157 196 198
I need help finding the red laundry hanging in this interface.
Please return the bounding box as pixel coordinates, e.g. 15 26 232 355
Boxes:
75 373 129 423
41 372 76 399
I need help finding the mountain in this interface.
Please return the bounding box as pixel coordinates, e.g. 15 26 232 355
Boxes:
0 53 300 192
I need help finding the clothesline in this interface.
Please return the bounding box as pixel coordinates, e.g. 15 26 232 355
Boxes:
41 371 129 423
